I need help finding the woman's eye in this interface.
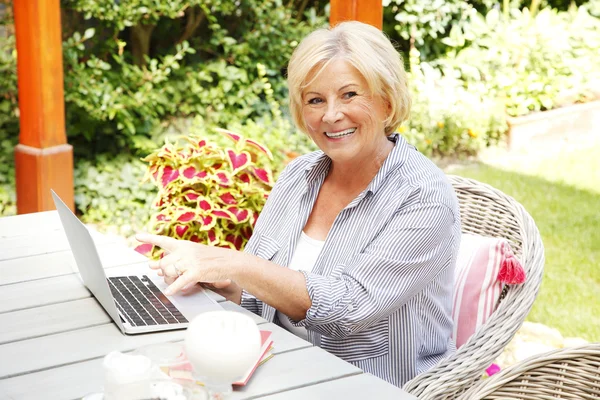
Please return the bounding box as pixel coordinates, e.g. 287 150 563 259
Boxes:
307 98 323 105
343 91 358 99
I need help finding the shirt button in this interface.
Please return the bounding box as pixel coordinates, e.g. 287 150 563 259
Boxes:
348 305 355 312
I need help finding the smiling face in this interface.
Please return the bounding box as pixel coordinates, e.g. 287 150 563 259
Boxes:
301 58 391 165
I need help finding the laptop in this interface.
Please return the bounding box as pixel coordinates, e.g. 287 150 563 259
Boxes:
51 190 222 335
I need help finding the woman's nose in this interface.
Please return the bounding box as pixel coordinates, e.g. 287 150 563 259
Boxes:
322 103 343 124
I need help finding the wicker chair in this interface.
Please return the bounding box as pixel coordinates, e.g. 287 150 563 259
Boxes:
457 343 600 399
402 175 546 399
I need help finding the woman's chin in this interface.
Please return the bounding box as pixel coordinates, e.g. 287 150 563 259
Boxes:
322 146 361 165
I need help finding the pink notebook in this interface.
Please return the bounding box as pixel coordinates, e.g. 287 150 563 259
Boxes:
234 330 274 386
168 330 274 386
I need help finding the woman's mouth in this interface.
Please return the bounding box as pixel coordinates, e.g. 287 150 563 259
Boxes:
324 128 357 139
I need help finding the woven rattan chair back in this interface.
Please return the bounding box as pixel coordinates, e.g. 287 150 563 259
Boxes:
458 343 600 399
403 175 545 399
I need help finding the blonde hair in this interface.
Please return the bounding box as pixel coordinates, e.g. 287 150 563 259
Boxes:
287 21 411 135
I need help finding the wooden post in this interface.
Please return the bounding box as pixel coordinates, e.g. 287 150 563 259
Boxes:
330 0 383 29
13 0 74 214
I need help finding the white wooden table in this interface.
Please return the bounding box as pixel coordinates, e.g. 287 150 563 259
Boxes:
0 211 417 400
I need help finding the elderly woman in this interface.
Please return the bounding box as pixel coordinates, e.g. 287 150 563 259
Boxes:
137 21 460 387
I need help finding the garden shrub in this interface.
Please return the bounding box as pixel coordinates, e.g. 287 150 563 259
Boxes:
62 0 327 156
437 6 600 116
138 128 274 255
405 48 507 157
0 28 17 215
74 154 156 238
0 132 16 216
383 0 480 60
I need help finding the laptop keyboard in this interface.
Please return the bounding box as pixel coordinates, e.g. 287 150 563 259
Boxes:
108 275 188 327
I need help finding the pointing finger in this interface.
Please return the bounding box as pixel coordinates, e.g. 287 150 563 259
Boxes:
149 253 178 270
135 233 179 252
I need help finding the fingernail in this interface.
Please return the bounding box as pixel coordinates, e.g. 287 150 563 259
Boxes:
165 289 172 296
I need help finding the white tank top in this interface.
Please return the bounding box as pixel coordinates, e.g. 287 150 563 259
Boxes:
276 231 325 340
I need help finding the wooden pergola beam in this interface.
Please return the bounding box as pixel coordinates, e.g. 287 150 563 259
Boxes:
330 0 383 29
13 0 73 214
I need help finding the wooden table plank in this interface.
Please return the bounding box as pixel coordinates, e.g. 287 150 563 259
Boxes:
0 325 315 399
0 323 188 379
0 302 276 379
231 346 362 400
260 373 417 400
0 228 112 261
0 357 105 400
0 242 148 286
0 274 90 314
0 273 225 316
0 211 59 237
0 347 354 400
0 251 78 286
0 292 230 346
0 298 111 345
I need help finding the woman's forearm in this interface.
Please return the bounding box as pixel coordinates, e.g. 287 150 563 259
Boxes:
229 253 311 321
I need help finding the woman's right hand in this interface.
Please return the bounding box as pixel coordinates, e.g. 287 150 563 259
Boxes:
156 266 242 303
201 279 243 304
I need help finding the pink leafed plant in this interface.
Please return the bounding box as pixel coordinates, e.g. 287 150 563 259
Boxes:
136 128 274 258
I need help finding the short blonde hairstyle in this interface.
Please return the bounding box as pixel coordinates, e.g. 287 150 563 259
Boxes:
287 21 411 135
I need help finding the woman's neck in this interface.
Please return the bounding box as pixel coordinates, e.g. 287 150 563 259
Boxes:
326 138 394 191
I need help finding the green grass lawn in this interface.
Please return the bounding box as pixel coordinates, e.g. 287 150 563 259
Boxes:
450 144 600 341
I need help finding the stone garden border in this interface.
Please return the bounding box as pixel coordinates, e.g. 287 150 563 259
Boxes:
507 100 600 150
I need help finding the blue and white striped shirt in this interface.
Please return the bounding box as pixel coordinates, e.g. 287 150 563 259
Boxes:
242 134 460 387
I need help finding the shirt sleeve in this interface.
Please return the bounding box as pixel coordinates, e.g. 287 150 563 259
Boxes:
291 202 457 339
238 162 295 316
240 289 262 315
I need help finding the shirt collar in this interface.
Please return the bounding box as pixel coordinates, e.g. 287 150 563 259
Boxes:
302 133 412 195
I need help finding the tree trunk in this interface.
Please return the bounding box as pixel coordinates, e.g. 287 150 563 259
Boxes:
177 6 205 44
130 23 155 67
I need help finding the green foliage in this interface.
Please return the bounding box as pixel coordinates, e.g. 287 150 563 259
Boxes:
74 154 156 237
0 133 16 217
584 0 600 16
437 7 600 117
0 16 17 216
404 48 507 157
59 0 327 156
69 0 209 28
140 129 275 255
383 0 478 60
64 30 195 155
0 33 18 136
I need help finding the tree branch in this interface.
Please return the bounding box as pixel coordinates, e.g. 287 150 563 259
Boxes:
297 0 310 19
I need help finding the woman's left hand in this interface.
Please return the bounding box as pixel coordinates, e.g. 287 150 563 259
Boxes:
135 233 240 295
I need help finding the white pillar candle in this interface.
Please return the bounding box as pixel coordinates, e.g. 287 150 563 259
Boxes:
184 311 261 393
